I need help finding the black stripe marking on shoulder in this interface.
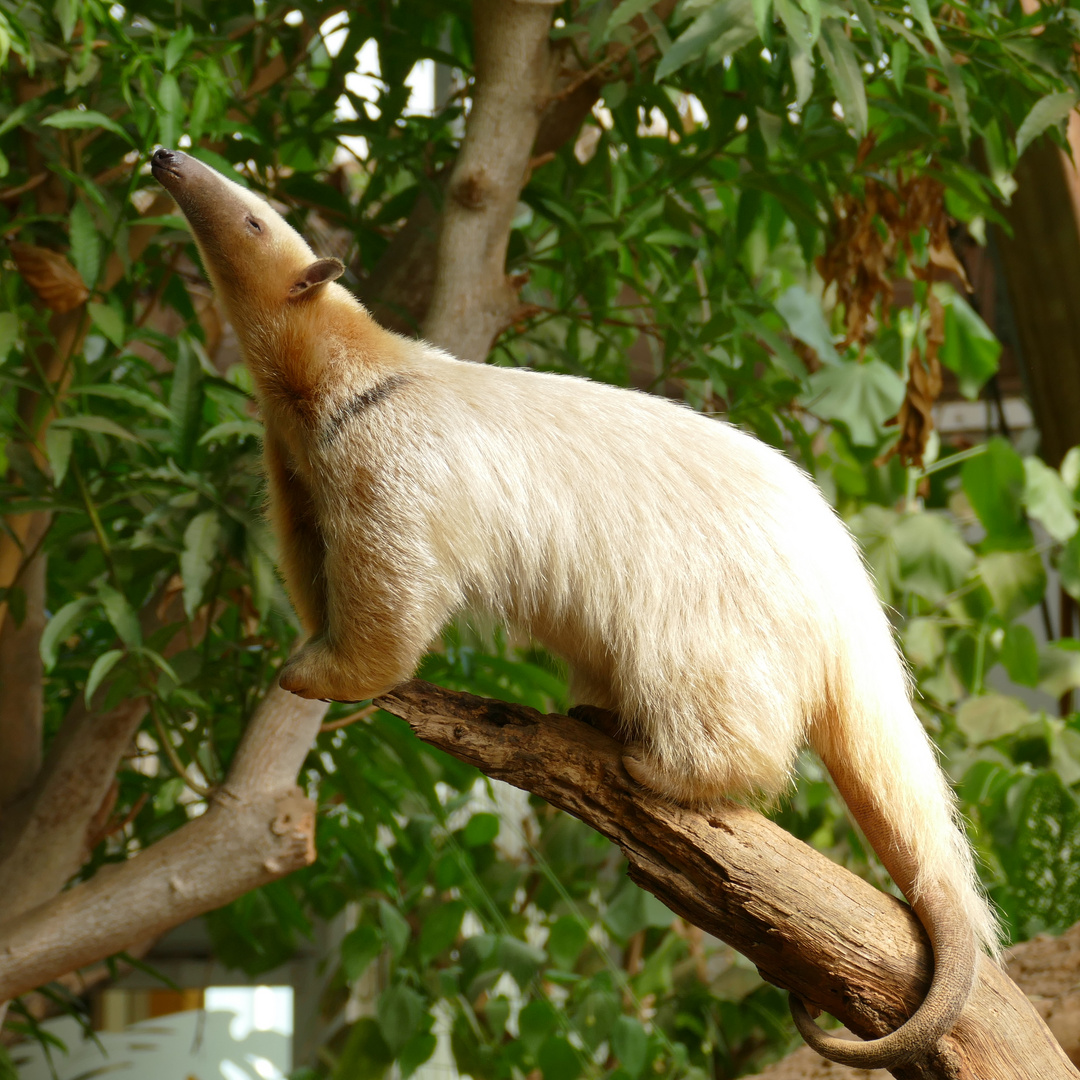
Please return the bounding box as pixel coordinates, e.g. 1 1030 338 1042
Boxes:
323 374 408 443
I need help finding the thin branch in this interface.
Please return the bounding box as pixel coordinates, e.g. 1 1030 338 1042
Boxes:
319 704 377 732
150 704 213 798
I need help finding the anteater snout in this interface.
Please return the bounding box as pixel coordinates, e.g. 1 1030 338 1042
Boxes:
150 147 186 179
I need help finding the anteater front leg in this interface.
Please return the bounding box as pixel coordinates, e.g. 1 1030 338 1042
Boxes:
278 520 449 704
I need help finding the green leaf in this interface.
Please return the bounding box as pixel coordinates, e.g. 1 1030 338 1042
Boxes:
0 312 18 362
54 0 77 40
979 551 1046 621
51 413 141 443
547 916 589 970
418 900 466 965
164 24 195 71
462 812 499 847
903 617 945 670
1024 457 1078 543
136 646 179 685
497 935 545 989
169 341 204 466
892 513 975 602
908 0 969 145
538 1036 583 1080
180 511 222 619
796 0 820 44
608 0 658 31
379 900 411 958
332 1018 392 1080
0 102 36 140
1001 623 1040 687
956 693 1030 744
937 287 1000 400
42 108 133 144
376 984 425 1054
751 0 772 40
44 425 73 486
890 36 909 91
1039 642 1080 698
1005 772 1080 934
1060 532 1080 601
519 999 559 1053
197 419 264 445
69 201 101 290
1061 446 1080 497
962 438 1031 550
158 73 183 148
399 1033 437 1079
817 19 867 137
775 284 840 365
802 359 906 445
656 0 757 80
852 0 881 59
87 302 125 348
575 988 620 1050
611 1015 649 1078
98 584 142 647
605 881 675 939
738 311 806 378
40 597 95 670
642 228 696 247
85 648 124 704
1016 91 1078 159
775 0 813 105
72 382 173 421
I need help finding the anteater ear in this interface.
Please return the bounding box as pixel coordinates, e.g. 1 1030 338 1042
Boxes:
289 258 345 299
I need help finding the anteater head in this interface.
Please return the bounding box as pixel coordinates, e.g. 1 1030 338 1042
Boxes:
151 148 345 331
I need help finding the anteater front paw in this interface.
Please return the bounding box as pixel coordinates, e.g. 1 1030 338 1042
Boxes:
279 638 365 703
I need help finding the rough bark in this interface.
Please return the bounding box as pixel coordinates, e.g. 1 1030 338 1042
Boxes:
0 685 327 1000
374 680 1079 1080
421 0 558 357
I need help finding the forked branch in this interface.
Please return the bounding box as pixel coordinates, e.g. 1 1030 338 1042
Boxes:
0 685 328 1001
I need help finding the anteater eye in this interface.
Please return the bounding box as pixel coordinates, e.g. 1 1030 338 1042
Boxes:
246 216 262 232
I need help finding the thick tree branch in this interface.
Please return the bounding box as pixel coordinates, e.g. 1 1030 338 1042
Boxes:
421 0 557 358
0 684 327 1000
375 681 1079 1080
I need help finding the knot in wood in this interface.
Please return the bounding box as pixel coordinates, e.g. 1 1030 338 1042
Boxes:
453 724 466 740
452 171 489 210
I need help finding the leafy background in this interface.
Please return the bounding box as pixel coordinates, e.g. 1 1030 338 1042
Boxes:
2 0 1080 1076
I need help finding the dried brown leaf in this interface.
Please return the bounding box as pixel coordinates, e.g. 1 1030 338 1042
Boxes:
9 241 89 314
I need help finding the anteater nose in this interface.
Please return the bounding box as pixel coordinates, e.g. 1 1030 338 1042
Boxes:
152 147 186 166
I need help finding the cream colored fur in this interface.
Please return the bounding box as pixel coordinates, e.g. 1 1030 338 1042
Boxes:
152 149 999 1067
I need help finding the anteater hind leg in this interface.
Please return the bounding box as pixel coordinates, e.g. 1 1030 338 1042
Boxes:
621 713 799 809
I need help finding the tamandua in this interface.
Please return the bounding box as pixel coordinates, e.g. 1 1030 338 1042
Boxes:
151 146 998 1069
